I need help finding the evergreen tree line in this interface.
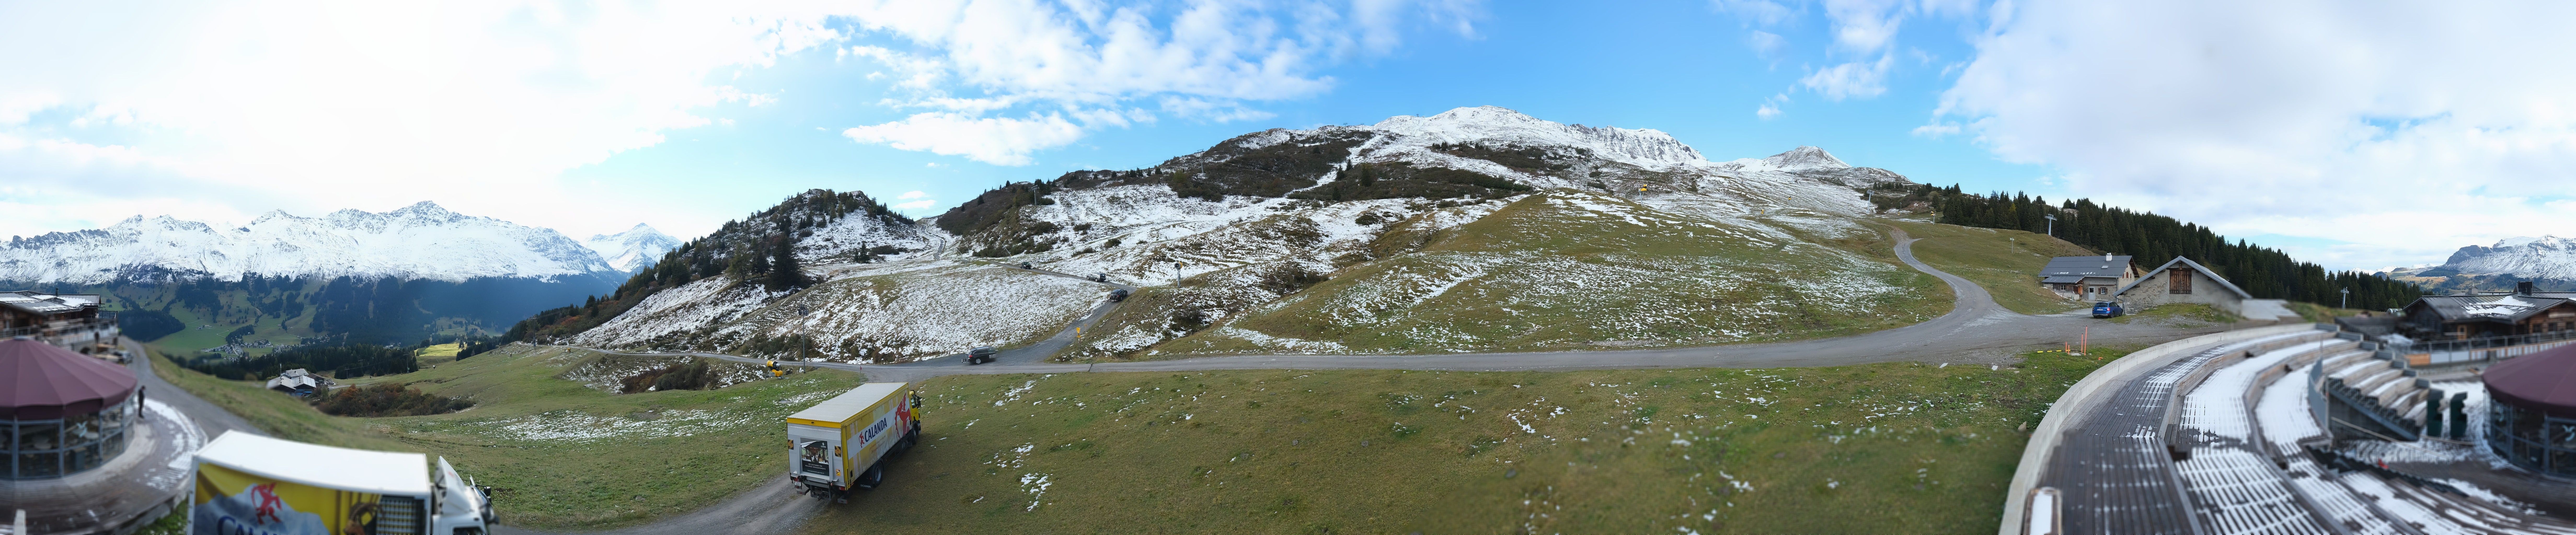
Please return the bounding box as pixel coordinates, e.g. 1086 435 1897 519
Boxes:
504 189 902 344
1902 184 2422 310
183 342 419 381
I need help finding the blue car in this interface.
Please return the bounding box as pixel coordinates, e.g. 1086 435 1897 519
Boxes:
2092 301 2125 318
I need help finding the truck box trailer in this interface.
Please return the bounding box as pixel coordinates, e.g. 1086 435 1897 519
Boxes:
190 431 493 535
786 382 923 502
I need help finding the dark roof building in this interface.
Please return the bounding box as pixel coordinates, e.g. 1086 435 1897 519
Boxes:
2397 282 2576 341
2038 254 2139 301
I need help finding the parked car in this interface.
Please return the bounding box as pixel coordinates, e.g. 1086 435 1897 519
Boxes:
2092 301 2126 318
966 346 998 364
1109 288 1130 302
1018 262 1033 270
1091 273 1107 283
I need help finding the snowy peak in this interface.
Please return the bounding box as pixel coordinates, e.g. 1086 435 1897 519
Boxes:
1761 146 1850 171
1364 106 1706 167
583 224 684 273
2440 235 2576 280
1 202 615 284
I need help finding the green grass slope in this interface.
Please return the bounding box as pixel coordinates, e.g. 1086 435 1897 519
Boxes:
1885 220 2097 315
808 347 2130 534
151 345 866 530
1150 191 1946 355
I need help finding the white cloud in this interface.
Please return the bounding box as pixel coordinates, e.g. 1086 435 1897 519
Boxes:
896 190 929 200
1746 30 1787 57
843 112 1086 166
0 1 1480 238
1936 0 2576 270
0 1 846 239
1756 103 1783 119
1800 54 1893 100
833 1 1479 161
890 199 939 212
1821 0 1905 54
1911 122 1960 137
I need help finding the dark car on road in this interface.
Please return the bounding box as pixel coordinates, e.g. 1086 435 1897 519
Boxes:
2092 301 2125 318
1109 288 1130 302
1018 262 1032 270
967 346 998 364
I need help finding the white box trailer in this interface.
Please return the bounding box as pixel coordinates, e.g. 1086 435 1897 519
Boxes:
190 431 493 535
786 382 922 502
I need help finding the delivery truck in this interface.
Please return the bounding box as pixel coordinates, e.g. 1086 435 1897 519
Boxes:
786 382 924 502
191 431 494 535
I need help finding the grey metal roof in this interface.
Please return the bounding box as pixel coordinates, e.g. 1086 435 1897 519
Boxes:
2040 275 2087 284
0 291 96 315
2039 255 2134 278
2113 257 2254 300
2411 294 2575 323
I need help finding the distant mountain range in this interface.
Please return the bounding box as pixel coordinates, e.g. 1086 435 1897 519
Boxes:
2390 235 2576 293
2 201 630 284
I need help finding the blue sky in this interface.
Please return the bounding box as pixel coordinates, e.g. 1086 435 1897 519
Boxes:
563 1 2019 223
6 1 2575 271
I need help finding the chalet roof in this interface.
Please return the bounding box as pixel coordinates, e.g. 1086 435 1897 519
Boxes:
2039 276 2087 284
0 291 100 316
2408 294 2575 323
2113 257 2253 300
2039 255 2134 278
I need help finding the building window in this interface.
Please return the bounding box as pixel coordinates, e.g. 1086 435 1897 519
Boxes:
2169 268 2194 295
2 394 133 480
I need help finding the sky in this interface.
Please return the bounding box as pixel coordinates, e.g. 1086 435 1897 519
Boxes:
4 0 2573 272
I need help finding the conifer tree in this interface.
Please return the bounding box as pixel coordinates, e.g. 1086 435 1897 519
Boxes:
767 236 805 292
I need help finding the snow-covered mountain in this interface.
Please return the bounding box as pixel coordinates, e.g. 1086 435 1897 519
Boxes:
2388 235 2576 293
1 201 618 284
557 106 1937 362
2442 236 2576 280
582 224 683 273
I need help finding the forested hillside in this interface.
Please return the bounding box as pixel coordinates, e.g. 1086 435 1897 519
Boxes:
1873 184 2420 309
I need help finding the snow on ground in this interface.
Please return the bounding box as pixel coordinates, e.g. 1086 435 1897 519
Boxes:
1170 190 1921 353
2173 342 2335 534
570 276 781 348
1007 184 1470 287
721 261 1103 361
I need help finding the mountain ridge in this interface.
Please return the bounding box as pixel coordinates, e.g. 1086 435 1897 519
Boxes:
2 201 617 285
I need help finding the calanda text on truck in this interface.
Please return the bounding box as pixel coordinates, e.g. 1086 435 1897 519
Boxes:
189 431 494 535
786 382 924 502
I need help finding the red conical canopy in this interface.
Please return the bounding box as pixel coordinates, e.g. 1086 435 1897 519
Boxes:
1 338 136 419
2486 344 2576 419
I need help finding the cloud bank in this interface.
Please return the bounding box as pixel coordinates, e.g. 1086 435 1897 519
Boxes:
1934 0 2576 270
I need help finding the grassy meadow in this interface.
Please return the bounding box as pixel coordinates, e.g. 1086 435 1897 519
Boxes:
1108 192 1949 358
1883 219 2097 315
154 337 2137 534
803 347 2131 534
150 345 867 530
